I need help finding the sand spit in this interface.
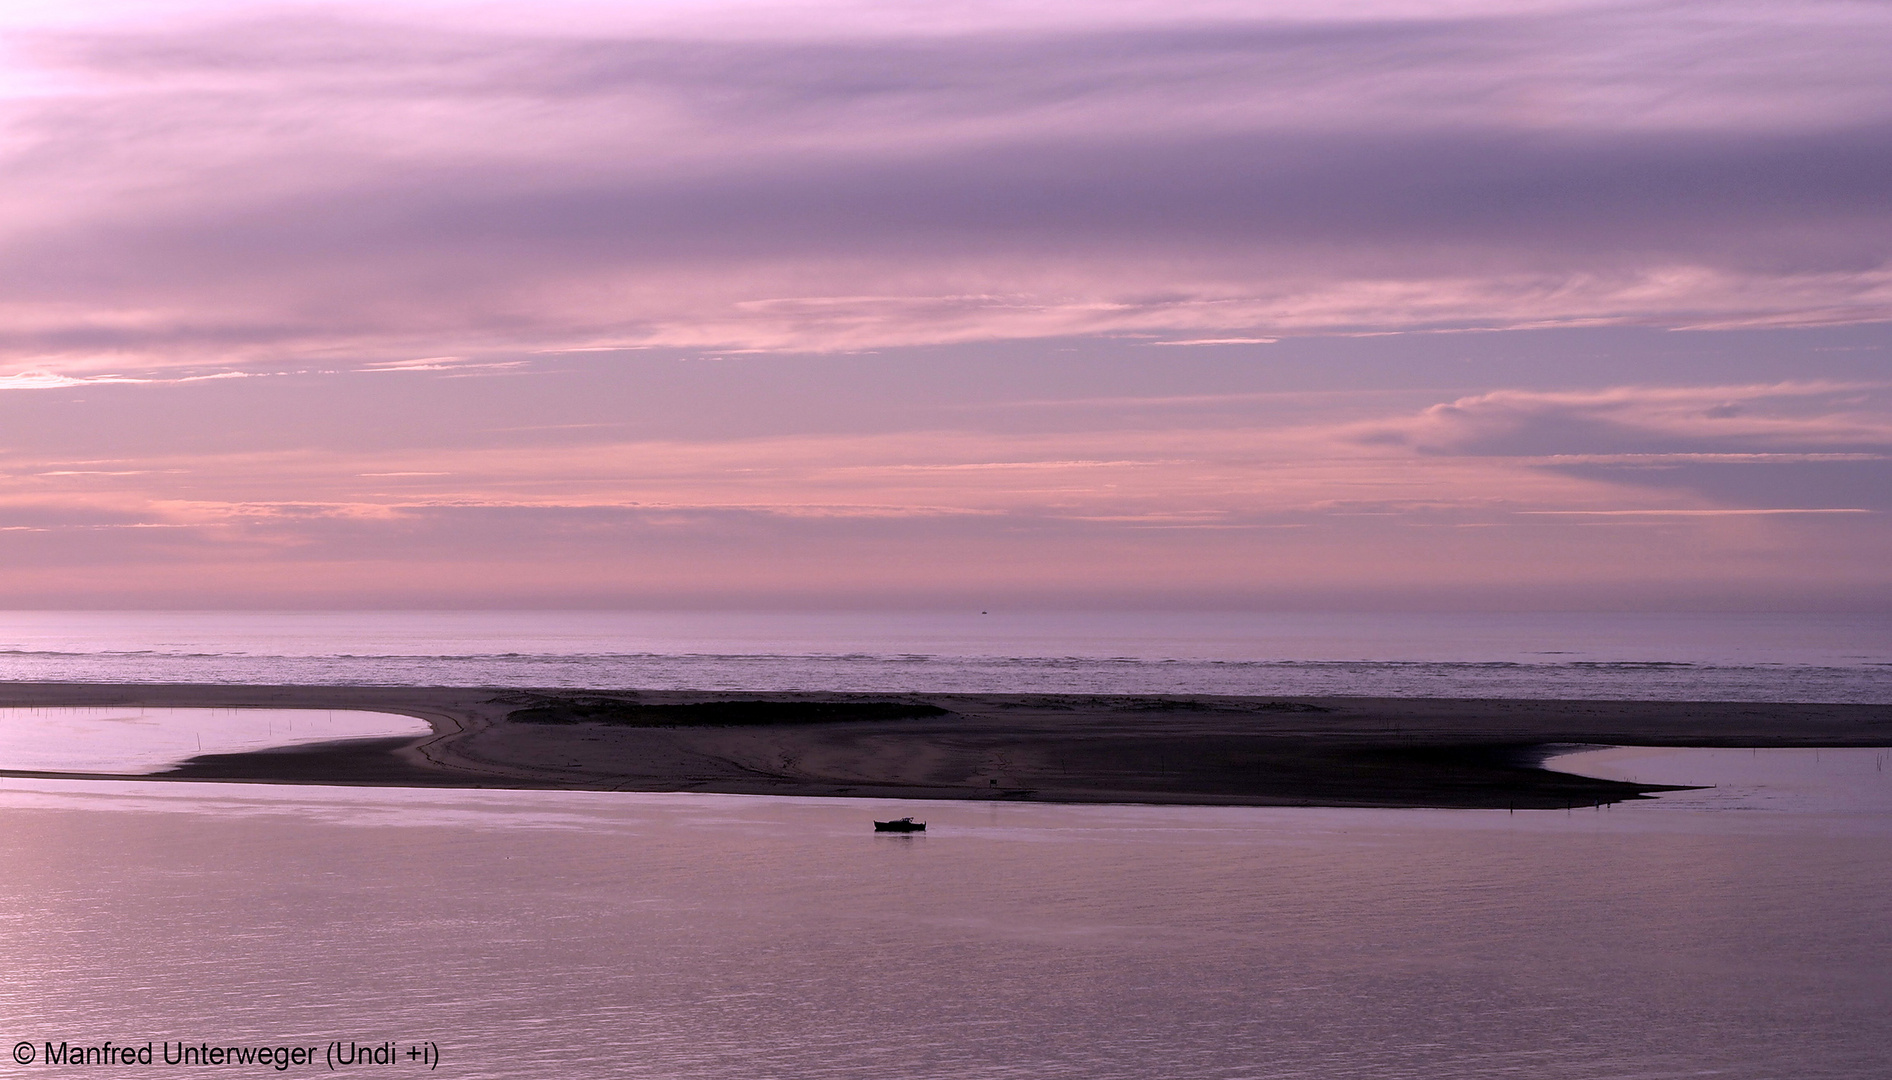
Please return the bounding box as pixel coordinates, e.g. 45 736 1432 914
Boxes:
0 684 1886 809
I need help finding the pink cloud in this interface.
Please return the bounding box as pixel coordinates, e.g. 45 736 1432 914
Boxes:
0 403 1879 607
1359 382 1892 455
0 2 1887 371
0 3 1884 609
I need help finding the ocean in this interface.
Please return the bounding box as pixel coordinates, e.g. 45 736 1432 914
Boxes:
0 609 1886 702
1 610 1887 1079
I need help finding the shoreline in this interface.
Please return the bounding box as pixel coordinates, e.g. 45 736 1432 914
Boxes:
1 683 1887 809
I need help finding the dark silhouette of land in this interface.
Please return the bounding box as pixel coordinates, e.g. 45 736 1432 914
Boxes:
0 684 1886 809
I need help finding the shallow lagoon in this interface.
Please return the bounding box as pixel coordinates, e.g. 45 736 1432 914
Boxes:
1 747 1887 1080
0 706 429 774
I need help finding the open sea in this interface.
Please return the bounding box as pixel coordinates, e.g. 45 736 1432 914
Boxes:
1 610 1888 1079
0 609 1886 701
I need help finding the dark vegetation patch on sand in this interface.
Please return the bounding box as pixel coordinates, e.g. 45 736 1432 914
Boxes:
501 694 949 727
0 684 1886 808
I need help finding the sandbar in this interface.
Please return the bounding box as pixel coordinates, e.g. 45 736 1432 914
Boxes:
0 683 1886 809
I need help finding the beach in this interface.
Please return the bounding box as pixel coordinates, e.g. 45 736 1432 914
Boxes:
1 683 1886 809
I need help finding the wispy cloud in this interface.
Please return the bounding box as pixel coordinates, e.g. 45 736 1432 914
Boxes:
357 357 533 375
0 2 1888 370
0 3 1884 608
0 374 1883 604
1149 338 1280 347
1357 382 1892 456
1518 508 1872 516
0 369 255 389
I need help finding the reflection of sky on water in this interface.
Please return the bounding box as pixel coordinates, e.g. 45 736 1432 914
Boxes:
1547 746 1892 815
1 746 1887 836
0 706 430 774
0 745 1888 1080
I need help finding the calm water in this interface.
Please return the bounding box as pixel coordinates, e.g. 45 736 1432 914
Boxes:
1550 745 1892 815
1 751 1888 1080
0 707 430 774
2 614 1887 1078
0 609 1887 701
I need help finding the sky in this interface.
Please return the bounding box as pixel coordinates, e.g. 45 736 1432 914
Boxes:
0 0 1887 610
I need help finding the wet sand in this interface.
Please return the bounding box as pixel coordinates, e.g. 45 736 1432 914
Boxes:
1 683 1887 808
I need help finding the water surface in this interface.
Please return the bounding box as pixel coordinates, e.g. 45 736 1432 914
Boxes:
0 609 1886 700
1550 744 1892 814
1 749 1886 1079
0 707 430 774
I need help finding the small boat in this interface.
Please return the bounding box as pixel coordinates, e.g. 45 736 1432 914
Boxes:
873 817 926 832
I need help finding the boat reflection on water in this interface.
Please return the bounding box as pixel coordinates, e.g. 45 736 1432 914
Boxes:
873 816 926 833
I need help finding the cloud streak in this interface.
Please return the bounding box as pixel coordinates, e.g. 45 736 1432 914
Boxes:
1360 382 1892 455
0 363 1884 605
0 5 1885 609
2 1 1890 370
0 370 255 390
